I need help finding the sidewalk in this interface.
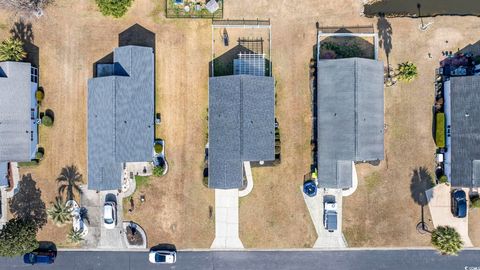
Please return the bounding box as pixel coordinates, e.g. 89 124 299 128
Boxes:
211 189 244 249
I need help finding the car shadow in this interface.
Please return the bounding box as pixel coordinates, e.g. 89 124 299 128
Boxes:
150 243 177 252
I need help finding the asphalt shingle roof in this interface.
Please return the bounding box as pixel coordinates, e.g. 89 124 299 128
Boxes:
0 62 34 162
88 46 154 191
317 58 384 189
450 76 480 187
208 75 275 189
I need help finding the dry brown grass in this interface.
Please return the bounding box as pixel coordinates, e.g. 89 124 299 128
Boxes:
2 0 480 248
0 0 214 248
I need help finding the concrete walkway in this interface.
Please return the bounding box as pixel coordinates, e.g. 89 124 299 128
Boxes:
211 189 244 249
239 162 253 197
426 184 473 247
302 187 347 248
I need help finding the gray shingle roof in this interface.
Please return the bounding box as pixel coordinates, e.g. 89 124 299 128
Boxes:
317 58 384 189
0 62 35 162
450 76 480 187
88 46 154 191
208 75 275 189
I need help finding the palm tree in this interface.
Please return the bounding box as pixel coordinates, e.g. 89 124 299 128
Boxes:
57 165 83 201
431 226 463 255
0 37 27 61
47 197 71 226
396 61 418 82
67 228 84 243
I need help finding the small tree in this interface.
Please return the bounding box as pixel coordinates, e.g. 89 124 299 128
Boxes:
95 0 133 18
47 197 71 226
396 62 418 82
0 218 39 257
67 228 84 243
431 226 463 255
152 165 164 177
0 37 26 62
42 115 53 127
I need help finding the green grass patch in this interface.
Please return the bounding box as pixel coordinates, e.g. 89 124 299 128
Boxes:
365 171 381 191
435 112 445 148
17 160 39 167
135 175 150 189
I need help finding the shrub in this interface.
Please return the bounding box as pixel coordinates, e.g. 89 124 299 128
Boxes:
47 197 71 226
67 228 84 243
431 226 463 255
154 144 163 154
396 62 418 82
471 197 480 208
436 113 445 148
152 165 165 177
95 0 133 18
42 115 53 127
321 41 362 58
35 90 44 102
0 37 26 62
438 175 448 184
35 151 44 160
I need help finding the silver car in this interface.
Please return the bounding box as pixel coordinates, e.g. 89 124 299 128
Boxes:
103 201 116 229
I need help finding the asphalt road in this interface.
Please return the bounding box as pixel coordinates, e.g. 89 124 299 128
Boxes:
1 249 480 270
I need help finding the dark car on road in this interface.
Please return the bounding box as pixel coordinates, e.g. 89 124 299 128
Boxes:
451 189 467 218
23 250 56 265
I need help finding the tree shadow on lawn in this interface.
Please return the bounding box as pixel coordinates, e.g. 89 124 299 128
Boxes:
9 174 47 230
410 167 435 233
10 19 39 68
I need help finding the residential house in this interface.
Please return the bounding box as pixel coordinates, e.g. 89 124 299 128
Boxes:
0 61 39 187
316 57 384 189
87 46 154 191
443 75 480 188
208 54 275 189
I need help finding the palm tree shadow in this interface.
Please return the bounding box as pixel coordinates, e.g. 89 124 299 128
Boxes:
9 174 47 229
57 165 83 201
411 167 435 233
377 15 392 71
9 19 39 67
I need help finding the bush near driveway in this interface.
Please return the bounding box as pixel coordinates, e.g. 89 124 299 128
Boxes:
471 197 480 208
47 196 72 226
152 165 164 177
431 226 463 255
95 0 133 18
0 218 39 257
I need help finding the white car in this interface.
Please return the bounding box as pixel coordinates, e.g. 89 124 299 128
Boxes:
103 202 116 229
148 250 176 264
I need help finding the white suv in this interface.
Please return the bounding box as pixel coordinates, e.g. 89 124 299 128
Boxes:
103 201 116 229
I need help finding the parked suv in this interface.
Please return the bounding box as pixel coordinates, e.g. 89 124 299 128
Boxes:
451 189 467 218
23 250 56 265
323 196 338 232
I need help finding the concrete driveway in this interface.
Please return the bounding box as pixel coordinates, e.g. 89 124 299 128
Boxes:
81 188 126 249
302 187 347 248
426 184 473 247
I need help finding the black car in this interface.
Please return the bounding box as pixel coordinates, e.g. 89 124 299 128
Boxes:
451 189 467 218
23 250 56 265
